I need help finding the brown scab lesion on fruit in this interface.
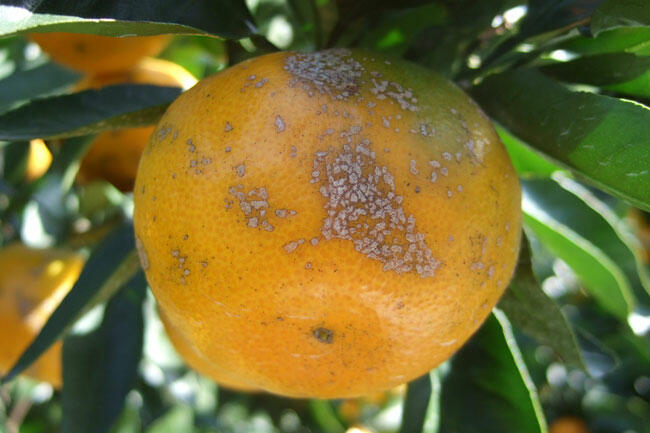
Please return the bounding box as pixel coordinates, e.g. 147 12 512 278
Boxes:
283 239 305 254
284 49 364 100
157 124 173 141
235 163 246 177
228 184 298 233
274 115 286 133
313 327 334 344
171 248 190 284
303 133 439 279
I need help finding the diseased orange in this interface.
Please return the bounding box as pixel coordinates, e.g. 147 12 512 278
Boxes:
29 33 171 74
0 244 85 388
76 58 197 191
549 416 589 433
134 49 521 398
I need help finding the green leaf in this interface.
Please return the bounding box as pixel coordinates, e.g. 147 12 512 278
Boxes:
400 370 441 433
496 125 561 178
558 27 650 55
144 405 194 433
406 0 519 77
2 135 93 221
522 179 636 319
479 0 601 71
0 84 181 141
472 68 650 211
498 235 585 369
0 63 80 113
1 140 30 184
540 52 650 86
309 400 345 433
604 71 650 98
551 173 650 302
62 273 146 433
358 3 447 57
1 222 140 385
591 0 650 36
0 1 255 39
439 311 547 433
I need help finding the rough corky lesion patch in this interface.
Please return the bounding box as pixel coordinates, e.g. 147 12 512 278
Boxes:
284 49 364 100
228 185 298 232
284 49 421 115
310 131 439 279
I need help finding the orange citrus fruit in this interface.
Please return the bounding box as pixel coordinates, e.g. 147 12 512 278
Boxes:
29 32 171 74
134 49 521 398
76 58 197 191
25 139 53 181
549 416 589 433
0 244 85 387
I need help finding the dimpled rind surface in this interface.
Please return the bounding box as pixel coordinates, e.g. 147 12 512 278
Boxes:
133 49 522 398
0 244 84 388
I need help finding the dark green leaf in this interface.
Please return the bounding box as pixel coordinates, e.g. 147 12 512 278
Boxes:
522 179 635 319
0 140 30 184
406 0 519 77
540 52 650 86
591 0 650 36
2 135 93 220
1 222 140 385
498 235 586 369
472 68 650 211
0 1 255 39
358 3 447 57
62 273 146 433
328 0 434 49
0 84 181 141
400 370 440 433
0 63 80 113
439 311 546 433
480 0 603 71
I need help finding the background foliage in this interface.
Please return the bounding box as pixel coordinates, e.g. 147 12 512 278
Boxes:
0 0 649 432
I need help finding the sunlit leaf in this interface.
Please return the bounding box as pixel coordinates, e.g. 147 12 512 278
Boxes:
522 179 636 319
551 173 650 301
472 68 650 211
558 27 650 55
604 72 650 98
0 1 255 39
497 125 561 178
